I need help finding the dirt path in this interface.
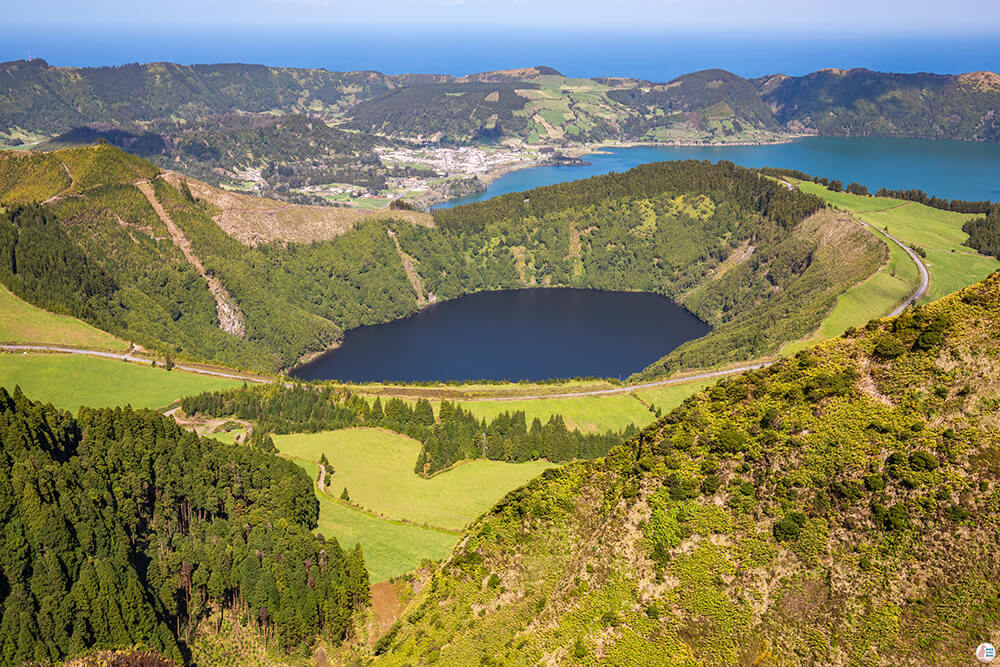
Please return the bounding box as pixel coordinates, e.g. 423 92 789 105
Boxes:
369 582 404 640
387 228 428 304
136 180 247 338
317 462 328 490
41 158 75 205
460 363 771 401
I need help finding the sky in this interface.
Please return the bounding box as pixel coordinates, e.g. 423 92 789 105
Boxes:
8 0 1000 31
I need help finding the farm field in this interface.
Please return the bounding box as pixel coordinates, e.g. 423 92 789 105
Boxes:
0 352 242 411
0 283 128 352
294 460 457 583
454 393 653 433
800 182 1000 302
274 428 554 531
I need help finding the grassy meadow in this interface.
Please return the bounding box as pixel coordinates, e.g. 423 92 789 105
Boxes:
799 182 1000 303
0 353 242 411
274 428 554 531
633 378 716 413
295 460 456 583
0 284 128 351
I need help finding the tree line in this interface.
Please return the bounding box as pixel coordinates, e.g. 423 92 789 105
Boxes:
180 385 636 475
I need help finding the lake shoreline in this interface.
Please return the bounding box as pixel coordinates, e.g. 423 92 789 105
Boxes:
421 134 810 208
290 286 710 383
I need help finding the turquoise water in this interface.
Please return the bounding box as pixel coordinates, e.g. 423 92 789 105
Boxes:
440 137 1000 208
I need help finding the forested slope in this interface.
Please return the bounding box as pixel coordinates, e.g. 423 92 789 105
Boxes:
367 270 1000 666
414 160 883 375
0 386 369 664
757 68 1000 142
0 145 884 378
5 59 1000 151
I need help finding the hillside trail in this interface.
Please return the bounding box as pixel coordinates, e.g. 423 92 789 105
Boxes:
41 158 75 205
386 228 428 304
135 180 247 338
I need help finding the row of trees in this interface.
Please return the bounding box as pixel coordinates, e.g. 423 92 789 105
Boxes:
181 385 637 475
962 206 1000 258
0 386 369 664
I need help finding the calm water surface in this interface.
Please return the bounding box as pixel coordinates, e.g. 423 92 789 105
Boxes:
440 137 1000 208
292 289 709 382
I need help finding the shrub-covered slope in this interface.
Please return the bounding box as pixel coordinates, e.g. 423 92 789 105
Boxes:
371 271 1000 665
0 386 369 665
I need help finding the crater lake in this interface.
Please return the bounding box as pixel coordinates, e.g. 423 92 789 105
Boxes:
291 288 710 382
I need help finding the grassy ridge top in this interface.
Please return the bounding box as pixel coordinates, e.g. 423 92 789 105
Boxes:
364 269 1000 665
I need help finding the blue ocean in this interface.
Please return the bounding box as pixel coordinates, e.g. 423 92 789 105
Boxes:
3 28 1000 81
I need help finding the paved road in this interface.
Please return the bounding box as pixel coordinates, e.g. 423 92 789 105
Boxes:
870 224 930 317
0 344 268 383
459 364 772 401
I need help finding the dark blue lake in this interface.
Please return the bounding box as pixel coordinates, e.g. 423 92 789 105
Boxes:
291 288 709 382
440 137 1000 208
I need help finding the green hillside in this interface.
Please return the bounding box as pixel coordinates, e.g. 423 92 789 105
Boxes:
758 68 1000 142
364 269 1000 666
5 60 999 154
0 145 882 379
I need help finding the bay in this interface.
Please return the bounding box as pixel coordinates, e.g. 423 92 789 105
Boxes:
440 137 1000 208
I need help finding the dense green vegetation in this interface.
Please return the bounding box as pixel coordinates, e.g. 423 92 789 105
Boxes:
0 387 369 664
416 160 881 376
363 270 1000 666
962 206 1000 258
180 384 632 475
757 68 1000 142
345 82 535 143
1 145 881 379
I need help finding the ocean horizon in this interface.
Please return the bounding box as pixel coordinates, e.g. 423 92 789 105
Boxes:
4 27 1000 80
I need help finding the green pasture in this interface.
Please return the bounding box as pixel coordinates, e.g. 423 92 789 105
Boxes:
0 353 242 412
274 428 554 531
633 378 715 414
297 459 456 583
454 393 653 433
800 182 1000 302
0 284 128 351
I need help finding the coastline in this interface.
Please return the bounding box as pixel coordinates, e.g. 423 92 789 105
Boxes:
419 133 811 208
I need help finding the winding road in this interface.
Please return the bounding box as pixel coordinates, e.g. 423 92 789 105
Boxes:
871 223 930 316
